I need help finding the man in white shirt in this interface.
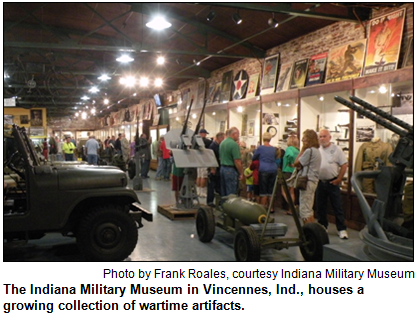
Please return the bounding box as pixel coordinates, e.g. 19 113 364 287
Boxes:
316 129 349 239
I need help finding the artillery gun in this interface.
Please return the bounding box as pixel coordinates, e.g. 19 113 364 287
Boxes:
334 95 413 261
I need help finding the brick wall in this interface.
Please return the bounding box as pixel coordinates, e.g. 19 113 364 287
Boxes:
179 4 413 91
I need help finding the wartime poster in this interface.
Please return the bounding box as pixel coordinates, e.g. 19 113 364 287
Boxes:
325 38 367 83
246 73 259 99
275 62 292 92
232 70 248 100
305 52 327 86
196 80 206 108
363 8 406 76
261 53 279 95
220 70 233 103
289 58 308 89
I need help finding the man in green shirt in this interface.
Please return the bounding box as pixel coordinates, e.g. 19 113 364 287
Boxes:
219 127 243 196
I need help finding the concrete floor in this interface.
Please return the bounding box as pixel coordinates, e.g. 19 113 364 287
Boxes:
3 169 360 262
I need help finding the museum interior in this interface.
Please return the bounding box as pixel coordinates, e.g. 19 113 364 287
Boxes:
3 3 414 262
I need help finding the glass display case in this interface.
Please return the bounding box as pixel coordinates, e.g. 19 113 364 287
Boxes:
204 107 227 136
300 89 351 190
229 103 259 149
262 98 298 149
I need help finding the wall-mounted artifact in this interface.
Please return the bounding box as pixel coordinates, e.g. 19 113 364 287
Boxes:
232 70 248 100
261 53 279 95
363 8 406 76
325 38 367 83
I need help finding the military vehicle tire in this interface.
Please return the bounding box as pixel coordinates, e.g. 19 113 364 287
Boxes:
77 205 138 261
128 160 136 179
196 207 215 242
234 226 261 262
300 223 329 261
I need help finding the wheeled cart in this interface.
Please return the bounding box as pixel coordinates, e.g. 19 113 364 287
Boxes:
196 169 329 261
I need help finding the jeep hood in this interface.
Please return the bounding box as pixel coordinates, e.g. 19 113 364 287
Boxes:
56 165 128 190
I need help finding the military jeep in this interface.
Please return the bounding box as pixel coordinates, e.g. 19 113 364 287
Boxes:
4 125 152 261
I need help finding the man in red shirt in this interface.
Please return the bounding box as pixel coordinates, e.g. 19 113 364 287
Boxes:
160 137 171 181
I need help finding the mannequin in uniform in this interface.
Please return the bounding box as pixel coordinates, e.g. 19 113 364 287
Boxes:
354 137 393 193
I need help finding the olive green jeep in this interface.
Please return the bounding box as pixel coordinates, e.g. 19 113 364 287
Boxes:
4 125 152 261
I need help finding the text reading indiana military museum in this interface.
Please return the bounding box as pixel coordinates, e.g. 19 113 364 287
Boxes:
3 268 414 313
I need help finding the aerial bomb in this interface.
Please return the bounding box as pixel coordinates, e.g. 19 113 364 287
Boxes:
222 196 274 225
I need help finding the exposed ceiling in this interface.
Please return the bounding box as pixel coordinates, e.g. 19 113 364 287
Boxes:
3 2 400 119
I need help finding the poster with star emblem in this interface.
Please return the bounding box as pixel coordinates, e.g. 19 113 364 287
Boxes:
261 53 279 95
232 70 248 100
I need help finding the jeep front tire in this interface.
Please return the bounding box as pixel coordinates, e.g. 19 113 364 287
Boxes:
77 205 138 261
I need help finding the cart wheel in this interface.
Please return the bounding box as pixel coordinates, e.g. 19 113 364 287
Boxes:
300 223 329 261
234 226 261 262
196 207 215 242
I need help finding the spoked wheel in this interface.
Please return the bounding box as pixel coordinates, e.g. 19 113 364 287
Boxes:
77 205 138 261
234 226 261 262
300 223 329 261
196 207 215 242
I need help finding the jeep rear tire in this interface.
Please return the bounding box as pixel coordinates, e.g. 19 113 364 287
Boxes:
77 205 138 261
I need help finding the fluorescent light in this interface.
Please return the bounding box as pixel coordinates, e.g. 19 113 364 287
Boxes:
89 86 99 93
81 96 90 100
116 55 134 63
146 16 171 30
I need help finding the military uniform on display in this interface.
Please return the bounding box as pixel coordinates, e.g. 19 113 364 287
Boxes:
354 138 392 193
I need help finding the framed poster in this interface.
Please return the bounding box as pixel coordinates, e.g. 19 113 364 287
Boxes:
4 115 13 125
305 52 327 86
247 119 255 137
363 8 406 76
246 73 259 98
196 80 206 108
261 53 279 95
206 83 215 105
152 114 160 126
211 82 222 104
232 70 248 100
402 37 413 68
289 58 309 89
220 70 233 103
325 39 367 83
30 109 43 126
275 62 292 92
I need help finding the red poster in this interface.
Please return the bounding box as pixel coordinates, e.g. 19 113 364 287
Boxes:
363 8 406 75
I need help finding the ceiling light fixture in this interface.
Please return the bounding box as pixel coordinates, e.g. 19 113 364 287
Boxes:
146 15 172 30
232 11 242 25
103 98 109 105
155 78 163 87
81 95 90 101
98 74 111 81
89 86 99 93
206 9 216 22
116 54 134 63
157 56 165 65
140 77 149 87
268 13 279 28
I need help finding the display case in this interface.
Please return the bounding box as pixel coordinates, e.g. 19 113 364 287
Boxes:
262 98 298 149
300 89 351 190
229 103 260 149
204 104 228 137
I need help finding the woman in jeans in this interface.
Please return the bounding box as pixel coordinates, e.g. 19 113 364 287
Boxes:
252 132 278 211
281 134 300 215
294 129 321 224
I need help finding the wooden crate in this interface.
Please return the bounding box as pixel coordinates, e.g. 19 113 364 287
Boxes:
157 204 197 220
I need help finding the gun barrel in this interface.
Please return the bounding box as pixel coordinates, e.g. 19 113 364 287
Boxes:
349 95 413 133
334 96 408 137
181 97 194 136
